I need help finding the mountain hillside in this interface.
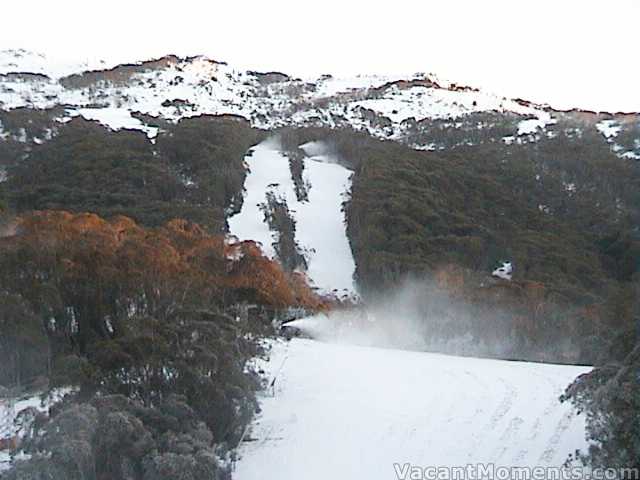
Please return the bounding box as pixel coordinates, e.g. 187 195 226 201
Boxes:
1 50 638 357
0 49 638 479
1 48 639 159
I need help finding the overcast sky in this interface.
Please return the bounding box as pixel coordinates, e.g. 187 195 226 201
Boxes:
2 0 638 112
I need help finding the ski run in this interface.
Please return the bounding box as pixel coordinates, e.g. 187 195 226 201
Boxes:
235 338 590 480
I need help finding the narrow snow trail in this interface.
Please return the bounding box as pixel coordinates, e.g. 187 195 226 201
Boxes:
228 139 356 295
228 140 289 260
235 339 590 480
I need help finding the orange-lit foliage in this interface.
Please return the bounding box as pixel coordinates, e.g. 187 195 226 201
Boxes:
0 211 322 353
225 240 325 310
522 281 546 314
434 264 466 295
289 271 328 311
424 263 613 362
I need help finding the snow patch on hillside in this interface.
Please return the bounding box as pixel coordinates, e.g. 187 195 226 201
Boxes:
517 114 556 136
228 140 290 259
620 150 640 160
595 119 640 160
0 49 116 80
235 338 590 480
0 388 72 471
596 120 621 139
0 50 562 147
71 108 158 140
353 84 548 124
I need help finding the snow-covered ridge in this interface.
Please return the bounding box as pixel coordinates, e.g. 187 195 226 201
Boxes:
1 49 638 158
0 50 557 142
0 49 119 80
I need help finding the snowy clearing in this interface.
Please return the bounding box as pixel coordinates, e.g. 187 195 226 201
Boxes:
0 389 71 471
235 339 590 480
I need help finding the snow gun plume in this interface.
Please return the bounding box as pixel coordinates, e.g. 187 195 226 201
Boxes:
281 275 523 358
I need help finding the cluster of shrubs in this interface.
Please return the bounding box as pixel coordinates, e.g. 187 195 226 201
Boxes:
6 394 230 480
561 339 640 472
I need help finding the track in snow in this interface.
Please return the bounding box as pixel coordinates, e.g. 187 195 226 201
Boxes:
235 339 590 480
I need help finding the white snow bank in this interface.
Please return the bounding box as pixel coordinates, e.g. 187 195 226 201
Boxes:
621 150 640 160
596 120 621 139
492 261 513 280
0 388 72 471
0 49 118 80
235 338 590 480
517 119 543 135
517 113 556 136
228 140 357 295
71 108 158 140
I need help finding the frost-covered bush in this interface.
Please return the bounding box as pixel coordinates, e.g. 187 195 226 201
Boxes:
561 342 640 470
3 395 232 480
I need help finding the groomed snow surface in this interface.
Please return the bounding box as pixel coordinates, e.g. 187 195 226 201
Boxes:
235 338 590 480
228 139 357 296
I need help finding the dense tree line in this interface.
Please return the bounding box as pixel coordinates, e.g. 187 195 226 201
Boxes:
1 115 263 232
156 115 264 220
0 115 319 479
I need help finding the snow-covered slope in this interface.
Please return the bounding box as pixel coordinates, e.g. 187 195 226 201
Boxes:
228 139 356 296
595 118 640 160
2 49 639 158
0 49 564 144
235 339 590 480
0 49 117 80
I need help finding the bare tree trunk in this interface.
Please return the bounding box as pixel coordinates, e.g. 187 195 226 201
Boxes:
634 278 640 344
15 349 20 390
